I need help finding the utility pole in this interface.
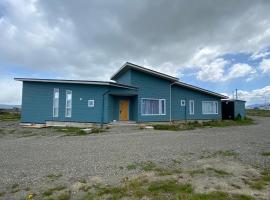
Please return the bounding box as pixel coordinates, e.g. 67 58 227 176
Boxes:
235 89 238 100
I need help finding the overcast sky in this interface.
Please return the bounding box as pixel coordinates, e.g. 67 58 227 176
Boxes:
1 0 270 105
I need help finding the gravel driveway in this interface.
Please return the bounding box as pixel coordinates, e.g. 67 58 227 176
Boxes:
0 117 270 199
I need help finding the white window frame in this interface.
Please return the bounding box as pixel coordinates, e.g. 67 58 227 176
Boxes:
181 99 186 106
53 88 59 117
141 98 166 116
88 100 95 107
202 101 218 115
189 100 194 115
65 90 72 117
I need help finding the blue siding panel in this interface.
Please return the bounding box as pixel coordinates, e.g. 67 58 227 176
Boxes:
113 70 131 85
130 69 171 122
171 86 222 120
21 82 109 124
234 100 246 119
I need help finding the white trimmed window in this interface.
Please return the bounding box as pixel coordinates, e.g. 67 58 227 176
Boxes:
88 100 94 107
189 100 194 115
141 98 166 115
181 100 186 106
202 101 218 114
53 88 59 117
65 90 72 117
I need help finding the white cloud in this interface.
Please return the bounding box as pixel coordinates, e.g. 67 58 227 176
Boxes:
250 49 270 60
259 59 270 74
237 86 270 105
1 0 270 104
197 60 256 82
225 63 256 81
196 58 227 82
0 77 21 105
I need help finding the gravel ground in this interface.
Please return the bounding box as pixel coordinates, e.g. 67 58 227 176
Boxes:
0 117 270 199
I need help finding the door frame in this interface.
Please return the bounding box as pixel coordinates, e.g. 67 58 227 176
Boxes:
119 100 129 121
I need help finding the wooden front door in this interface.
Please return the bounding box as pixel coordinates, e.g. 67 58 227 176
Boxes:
119 100 129 121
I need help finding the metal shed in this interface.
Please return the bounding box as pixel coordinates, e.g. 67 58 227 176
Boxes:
221 99 246 120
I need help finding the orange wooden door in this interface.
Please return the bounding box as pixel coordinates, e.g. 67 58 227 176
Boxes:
119 100 129 121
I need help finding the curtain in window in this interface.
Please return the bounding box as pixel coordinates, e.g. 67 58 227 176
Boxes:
141 99 165 115
202 101 218 114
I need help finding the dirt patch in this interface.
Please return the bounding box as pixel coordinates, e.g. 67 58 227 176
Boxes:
181 158 270 200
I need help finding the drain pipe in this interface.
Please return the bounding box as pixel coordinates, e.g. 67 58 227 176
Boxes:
101 90 111 128
170 81 177 123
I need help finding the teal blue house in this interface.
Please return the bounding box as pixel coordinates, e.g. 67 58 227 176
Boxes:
15 62 229 125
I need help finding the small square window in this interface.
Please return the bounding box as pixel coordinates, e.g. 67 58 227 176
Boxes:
181 100 186 106
88 100 94 107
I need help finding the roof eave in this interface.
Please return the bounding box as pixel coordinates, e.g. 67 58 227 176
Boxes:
111 62 179 82
14 78 137 90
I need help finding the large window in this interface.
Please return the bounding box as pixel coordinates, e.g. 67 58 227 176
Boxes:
53 88 59 117
202 101 218 114
141 98 166 115
189 100 194 115
65 90 72 117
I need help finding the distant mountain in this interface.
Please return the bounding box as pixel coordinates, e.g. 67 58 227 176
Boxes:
246 103 270 109
0 104 21 109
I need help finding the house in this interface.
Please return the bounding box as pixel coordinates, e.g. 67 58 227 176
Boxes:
15 62 229 125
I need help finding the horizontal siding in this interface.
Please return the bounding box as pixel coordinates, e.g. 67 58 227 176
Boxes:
113 70 131 85
21 82 110 124
130 69 171 122
171 85 222 120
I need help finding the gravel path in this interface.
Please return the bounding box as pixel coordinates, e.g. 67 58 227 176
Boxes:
0 117 270 196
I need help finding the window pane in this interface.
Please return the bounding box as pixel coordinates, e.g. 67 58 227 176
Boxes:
202 101 218 114
142 99 160 115
160 100 165 114
66 90 72 117
53 88 59 117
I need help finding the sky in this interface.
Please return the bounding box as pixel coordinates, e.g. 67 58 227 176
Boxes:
0 0 270 105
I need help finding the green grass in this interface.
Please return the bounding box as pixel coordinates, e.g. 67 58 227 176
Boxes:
0 112 20 121
47 173 62 181
56 191 71 200
126 161 181 176
42 186 66 196
207 168 231 176
10 183 20 193
126 163 137 170
0 192 5 197
261 152 270 156
152 118 254 131
248 169 270 190
54 127 104 136
213 150 239 157
80 178 255 200
246 109 270 117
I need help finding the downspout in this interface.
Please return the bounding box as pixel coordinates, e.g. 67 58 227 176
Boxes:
170 81 177 123
101 89 111 128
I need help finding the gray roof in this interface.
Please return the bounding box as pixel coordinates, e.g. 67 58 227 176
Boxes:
111 62 179 82
14 78 138 89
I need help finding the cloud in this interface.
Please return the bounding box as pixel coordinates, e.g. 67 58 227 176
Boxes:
250 48 270 60
0 76 21 105
1 0 270 104
226 63 256 81
1 0 270 78
197 60 256 82
237 86 270 105
259 59 270 74
197 58 227 82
